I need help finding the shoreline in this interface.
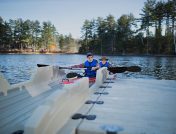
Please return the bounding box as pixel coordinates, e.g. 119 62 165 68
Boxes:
0 51 78 54
0 52 176 57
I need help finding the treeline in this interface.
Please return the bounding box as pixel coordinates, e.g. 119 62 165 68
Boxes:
0 17 79 53
79 0 176 55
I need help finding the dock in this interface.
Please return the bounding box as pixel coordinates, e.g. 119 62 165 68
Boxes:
0 67 176 134
58 71 176 134
57 69 176 134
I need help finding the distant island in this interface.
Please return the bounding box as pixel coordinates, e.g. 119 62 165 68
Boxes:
0 0 175 55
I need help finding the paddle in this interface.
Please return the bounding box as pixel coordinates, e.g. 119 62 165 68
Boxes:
108 66 141 73
37 64 141 74
37 64 49 67
37 64 86 70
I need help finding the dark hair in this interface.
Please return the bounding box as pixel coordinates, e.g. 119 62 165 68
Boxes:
99 56 108 61
87 52 93 57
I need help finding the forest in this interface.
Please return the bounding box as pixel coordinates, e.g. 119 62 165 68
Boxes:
0 18 78 53
0 0 175 55
80 0 176 55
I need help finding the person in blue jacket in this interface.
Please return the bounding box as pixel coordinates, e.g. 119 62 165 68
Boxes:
99 56 115 77
69 53 99 78
84 53 99 78
99 56 110 68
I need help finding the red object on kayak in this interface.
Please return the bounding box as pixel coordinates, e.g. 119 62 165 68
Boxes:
62 78 78 84
89 77 96 82
62 81 74 84
62 77 96 84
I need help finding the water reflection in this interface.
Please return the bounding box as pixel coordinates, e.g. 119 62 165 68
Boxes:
0 54 176 84
138 56 176 80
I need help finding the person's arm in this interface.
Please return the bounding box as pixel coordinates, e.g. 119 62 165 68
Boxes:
108 62 112 67
91 61 100 70
107 62 111 67
71 63 84 68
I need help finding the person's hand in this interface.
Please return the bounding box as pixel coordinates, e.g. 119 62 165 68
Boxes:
91 67 98 70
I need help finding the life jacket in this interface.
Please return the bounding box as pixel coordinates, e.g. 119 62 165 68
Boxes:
84 59 98 78
99 61 109 67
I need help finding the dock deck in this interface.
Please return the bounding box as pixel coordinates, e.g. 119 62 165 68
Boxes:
58 78 176 134
1 67 176 134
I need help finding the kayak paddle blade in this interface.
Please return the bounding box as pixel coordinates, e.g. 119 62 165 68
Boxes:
37 64 49 67
108 66 141 74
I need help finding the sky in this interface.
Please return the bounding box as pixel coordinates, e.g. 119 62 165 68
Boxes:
0 0 146 39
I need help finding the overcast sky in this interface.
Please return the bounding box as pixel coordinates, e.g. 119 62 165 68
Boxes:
0 0 147 38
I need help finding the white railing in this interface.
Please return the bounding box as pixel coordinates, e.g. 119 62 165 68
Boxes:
0 72 11 96
24 77 90 134
0 66 66 96
25 66 66 97
91 67 108 89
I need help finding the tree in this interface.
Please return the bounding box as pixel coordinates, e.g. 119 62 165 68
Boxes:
152 1 165 53
0 16 5 49
13 18 24 50
41 21 57 51
96 17 107 54
163 0 175 54
141 0 156 36
105 14 117 53
117 14 135 53
140 0 156 54
169 0 176 54
31 20 41 51
21 19 33 49
81 20 92 49
3 22 13 50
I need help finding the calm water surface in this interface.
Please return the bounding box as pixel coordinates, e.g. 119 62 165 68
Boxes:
0 54 176 84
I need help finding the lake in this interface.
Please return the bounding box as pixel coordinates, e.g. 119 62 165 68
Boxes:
0 54 176 84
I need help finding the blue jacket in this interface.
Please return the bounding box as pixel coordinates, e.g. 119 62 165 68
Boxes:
84 59 98 78
99 61 109 67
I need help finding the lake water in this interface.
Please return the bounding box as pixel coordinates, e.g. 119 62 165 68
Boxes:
0 54 176 84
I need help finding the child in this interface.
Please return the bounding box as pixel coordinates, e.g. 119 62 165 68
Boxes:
99 56 110 67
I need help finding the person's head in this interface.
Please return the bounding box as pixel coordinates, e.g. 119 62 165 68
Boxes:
87 52 93 62
101 56 108 64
